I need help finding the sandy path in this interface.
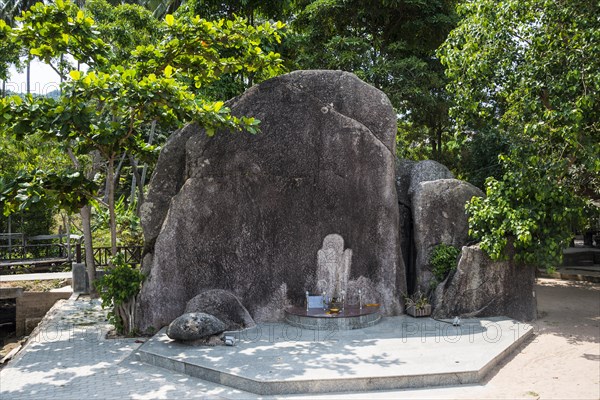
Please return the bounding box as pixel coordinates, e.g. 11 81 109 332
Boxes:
479 278 600 399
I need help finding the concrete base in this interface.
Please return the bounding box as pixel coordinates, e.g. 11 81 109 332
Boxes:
538 265 600 283
285 305 381 330
135 316 533 395
0 287 23 299
16 291 71 336
562 247 600 266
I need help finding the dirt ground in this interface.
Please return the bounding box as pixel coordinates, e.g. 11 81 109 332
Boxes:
0 279 71 292
478 278 600 399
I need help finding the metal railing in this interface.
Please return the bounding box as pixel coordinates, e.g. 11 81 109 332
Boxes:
0 233 142 273
90 246 143 267
0 234 81 261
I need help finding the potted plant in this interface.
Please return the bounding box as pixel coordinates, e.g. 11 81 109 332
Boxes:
403 291 432 317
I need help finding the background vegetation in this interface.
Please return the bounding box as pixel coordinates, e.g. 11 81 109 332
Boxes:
1 0 598 279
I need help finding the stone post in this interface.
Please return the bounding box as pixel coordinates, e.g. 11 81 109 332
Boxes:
72 262 89 293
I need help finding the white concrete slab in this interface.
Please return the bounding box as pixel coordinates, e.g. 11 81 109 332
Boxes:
0 272 71 282
135 316 533 395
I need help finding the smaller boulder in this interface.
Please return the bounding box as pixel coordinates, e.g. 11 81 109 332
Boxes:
433 244 537 321
412 178 483 292
166 312 226 341
395 159 416 207
408 160 454 196
185 289 255 330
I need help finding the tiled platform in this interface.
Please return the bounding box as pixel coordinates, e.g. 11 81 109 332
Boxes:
134 316 533 395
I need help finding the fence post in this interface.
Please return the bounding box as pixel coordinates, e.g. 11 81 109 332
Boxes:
7 215 11 260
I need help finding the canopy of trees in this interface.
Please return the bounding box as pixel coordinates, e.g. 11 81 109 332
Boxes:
440 0 599 268
0 0 284 290
290 0 459 163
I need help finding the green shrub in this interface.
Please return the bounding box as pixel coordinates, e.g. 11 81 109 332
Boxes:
430 244 461 286
95 253 144 335
402 291 430 310
466 154 585 270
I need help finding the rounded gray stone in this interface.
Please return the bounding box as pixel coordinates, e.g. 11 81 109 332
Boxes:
166 312 226 341
185 289 255 331
412 178 484 292
433 244 537 321
408 160 454 196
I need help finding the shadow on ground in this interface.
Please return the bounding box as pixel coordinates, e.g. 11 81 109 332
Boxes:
534 279 600 344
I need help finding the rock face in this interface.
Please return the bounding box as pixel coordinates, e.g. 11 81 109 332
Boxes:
412 179 484 292
316 234 352 297
394 159 418 282
185 289 255 331
166 312 226 341
395 160 469 293
433 244 537 321
136 70 404 332
140 127 197 256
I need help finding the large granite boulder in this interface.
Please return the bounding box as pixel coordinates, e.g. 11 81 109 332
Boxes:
412 179 483 292
166 312 226 341
136 70 404 332
140 128 197 255
433 244 537 321
185 289 255 331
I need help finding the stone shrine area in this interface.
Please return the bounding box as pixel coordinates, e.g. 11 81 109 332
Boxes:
135 70 536 341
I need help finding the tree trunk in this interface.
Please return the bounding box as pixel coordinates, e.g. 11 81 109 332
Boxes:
137 120 157 215
431 136 438 161
104 151 126 203
80 204 96 293
107 156 117 257
68 147 97 294
139 121 156 185
436 124 443 161
128 155 145 214
26 61 30 94
431 123 443 161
